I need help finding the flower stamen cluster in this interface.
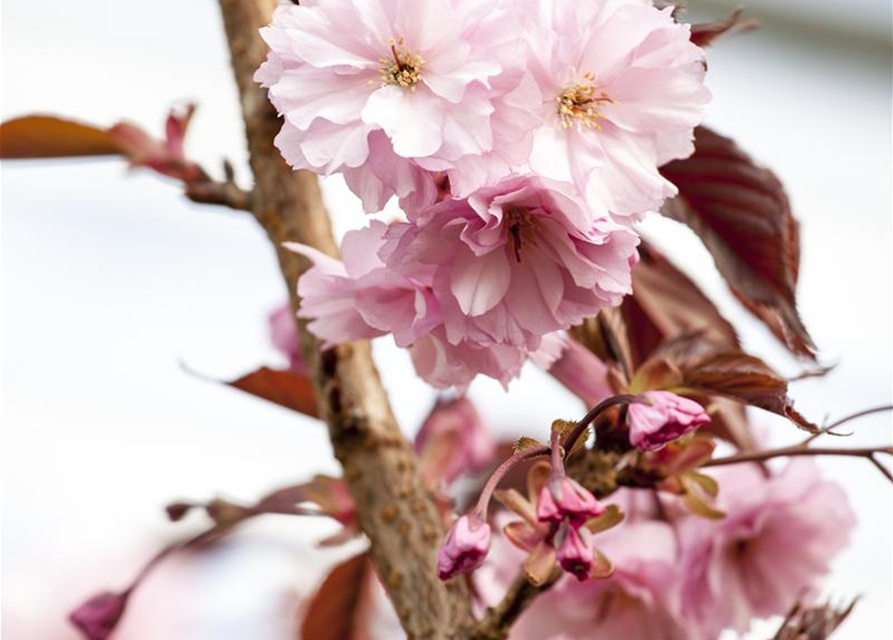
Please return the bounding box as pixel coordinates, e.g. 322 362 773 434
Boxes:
379 38 424 90
557 73 614 131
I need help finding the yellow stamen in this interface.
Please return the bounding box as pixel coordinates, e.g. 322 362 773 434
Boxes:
379 38 424 90
557 72 614 131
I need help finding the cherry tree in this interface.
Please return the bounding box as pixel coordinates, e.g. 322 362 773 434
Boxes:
2 1 890 639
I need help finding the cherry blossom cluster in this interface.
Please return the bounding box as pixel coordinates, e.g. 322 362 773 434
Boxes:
257 0 710 389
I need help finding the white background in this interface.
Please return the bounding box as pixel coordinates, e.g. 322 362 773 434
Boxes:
2 1 891 638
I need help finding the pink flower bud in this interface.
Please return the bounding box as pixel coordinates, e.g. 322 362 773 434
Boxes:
416 397 496 484
627 391 711 452
537 476 606 526
69 590 129 640
557 525 594 581
437 515 491 580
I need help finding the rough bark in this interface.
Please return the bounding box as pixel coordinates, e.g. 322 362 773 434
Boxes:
215 1 473 637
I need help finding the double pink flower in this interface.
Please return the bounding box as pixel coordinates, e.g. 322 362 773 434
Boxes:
289 176 638 389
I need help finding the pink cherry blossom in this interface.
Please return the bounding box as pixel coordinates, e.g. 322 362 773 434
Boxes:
437 514 492 580
384 175 639 353
286 220 442 350
257 0 520 213
288 176 635 390
268 303 306 374
287 224 558 389
516 0 711 218
678 460 856 637
627 391 711 451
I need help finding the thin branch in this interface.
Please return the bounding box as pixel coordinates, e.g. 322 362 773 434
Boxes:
184 179 254 211
868 454 893 483
805 404 893 443
703 443 893 481
471 573 556 640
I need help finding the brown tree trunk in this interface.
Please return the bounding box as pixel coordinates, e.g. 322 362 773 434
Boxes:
215 1 474 637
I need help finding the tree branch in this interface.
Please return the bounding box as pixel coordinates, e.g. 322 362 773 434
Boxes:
184 179 254 211
215 1 473 637
471 573 554 640
703 443 893 481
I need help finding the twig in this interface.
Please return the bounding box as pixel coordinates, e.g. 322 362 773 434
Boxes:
703 443 893 481
215 1 473 638
184 179 254 211
868 455 893 482
470 573 556 640
804 404 893 443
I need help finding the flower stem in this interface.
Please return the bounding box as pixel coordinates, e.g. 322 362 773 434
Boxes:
562 394 639 456
550 429 564 477
475 445 550 516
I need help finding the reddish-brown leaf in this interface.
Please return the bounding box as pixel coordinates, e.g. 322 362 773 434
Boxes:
300 553 372 640
0 115 122 159
229 366 318 418
660 126 816 359
650 335 817 432
623 242 739 366
1 109 205 183
690 9 759 48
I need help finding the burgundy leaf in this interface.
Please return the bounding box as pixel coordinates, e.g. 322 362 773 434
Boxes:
660 126 816 359
650 335 817 432
625 242 739 366
229 366 319 418
690 9 758 48
300 553 372 640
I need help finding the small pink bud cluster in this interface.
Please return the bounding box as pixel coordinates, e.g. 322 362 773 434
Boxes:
437 424 620 584
537 476 606 581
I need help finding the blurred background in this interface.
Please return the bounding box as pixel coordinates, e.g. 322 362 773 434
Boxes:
1 0 891 638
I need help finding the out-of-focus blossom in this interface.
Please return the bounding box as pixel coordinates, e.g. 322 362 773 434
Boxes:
415 397 496 484
537 476 605 526
517 0 711 219
69 591 129 640
627 391 711 451
437 514 492 580
544 337 613 407
256 0 522 214
268 303 306 374
679 460 856 637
